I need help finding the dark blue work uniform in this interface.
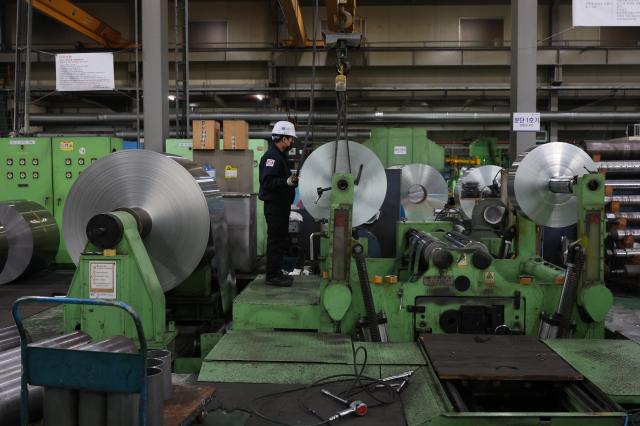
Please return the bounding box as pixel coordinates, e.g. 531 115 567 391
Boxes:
259 143 296 279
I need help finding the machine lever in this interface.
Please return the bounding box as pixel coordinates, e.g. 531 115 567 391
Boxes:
354 164 364 185
315 186 332 204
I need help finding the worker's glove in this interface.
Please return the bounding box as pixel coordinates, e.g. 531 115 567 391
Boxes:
287 175 298 187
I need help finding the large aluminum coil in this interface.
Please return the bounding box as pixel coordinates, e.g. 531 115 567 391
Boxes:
0 201 59 285
454 165 503 220
299 141 387 227
393 164 448 221
508 142 596 228
63 151 221 292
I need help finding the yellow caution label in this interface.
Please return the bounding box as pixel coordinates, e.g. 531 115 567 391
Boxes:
59 140 74 151
484 271 496 286
224 165 238 179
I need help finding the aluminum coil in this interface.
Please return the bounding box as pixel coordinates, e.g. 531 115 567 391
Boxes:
393 164 448 221
299 141 387 227
454 165 503 220
0 201 59 285
63 151 221 292
508 142 596 228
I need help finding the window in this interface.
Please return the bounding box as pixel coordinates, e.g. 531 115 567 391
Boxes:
189 21 228 48
459 18 504 48
600 27 640 47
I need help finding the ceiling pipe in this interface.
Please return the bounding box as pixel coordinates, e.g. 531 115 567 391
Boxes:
35 129 373 140
29 111 640 124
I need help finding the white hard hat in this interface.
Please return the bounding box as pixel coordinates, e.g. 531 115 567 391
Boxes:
271 121 297 139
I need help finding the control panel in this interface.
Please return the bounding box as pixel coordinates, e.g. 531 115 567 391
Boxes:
0 138 54 212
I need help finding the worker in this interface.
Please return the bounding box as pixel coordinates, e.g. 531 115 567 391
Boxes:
259 121 298 287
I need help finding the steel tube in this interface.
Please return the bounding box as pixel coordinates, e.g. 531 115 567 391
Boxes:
605 180 640 189
0 325 18 339
607 248 640 257
148 349 171 400
0 335 20 352
146 366 164 426
605 195 640 205
598 161 640 173
607 212 640 223
0 332 90 425
610 265 640 276
37 129 373 140
610 229 640 240
548 176 575 194
582 139 640 160
29 111 640 124
44 388 77 426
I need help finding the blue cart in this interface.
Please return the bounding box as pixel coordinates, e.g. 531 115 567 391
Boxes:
12 296 149 426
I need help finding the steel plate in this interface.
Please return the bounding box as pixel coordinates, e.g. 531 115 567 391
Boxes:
63 150 221 292
454 165 503 219
299 141 387 227
0 201 59 285
508 142 596 228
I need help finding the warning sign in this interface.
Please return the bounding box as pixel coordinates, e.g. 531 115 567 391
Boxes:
59 140 74 151
89 261 117 299
484 271 496 286
224 165 238 179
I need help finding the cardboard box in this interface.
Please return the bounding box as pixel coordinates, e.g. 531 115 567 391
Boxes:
192 120 220 150
223 120 249 150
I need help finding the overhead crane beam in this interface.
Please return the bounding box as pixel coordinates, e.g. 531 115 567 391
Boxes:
30 0 134 49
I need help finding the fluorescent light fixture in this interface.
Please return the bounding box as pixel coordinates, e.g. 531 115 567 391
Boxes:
167 95 176 101
255 94 265 101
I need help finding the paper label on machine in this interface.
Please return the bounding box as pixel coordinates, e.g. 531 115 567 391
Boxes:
89 261 117 299
394 146 407 155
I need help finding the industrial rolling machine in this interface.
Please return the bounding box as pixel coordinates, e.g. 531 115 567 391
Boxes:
198 141 640 425
230 141 611 341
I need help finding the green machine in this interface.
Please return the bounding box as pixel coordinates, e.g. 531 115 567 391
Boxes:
469 136 509 168
0 136 124 264
199 142 640 424
165 138 194 160
60 150 231 353
51 136 124 263
0 137 54 213
365 128 445 171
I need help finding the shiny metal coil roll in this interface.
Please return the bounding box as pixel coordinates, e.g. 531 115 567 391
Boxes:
0 201 59 285
299 141 387 227
63 150 221 292
393 164 448 221
508 142 596 228
454 165 503 220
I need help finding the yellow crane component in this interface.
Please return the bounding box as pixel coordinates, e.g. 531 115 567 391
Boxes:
325 0 357 33
446 156 482 166
31 0 134 49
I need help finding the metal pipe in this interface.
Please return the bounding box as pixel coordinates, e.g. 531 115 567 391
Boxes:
598 161 640 173
29 111 640 124
605 180 640 190
36 129 372 140
0 325 18 339
607 248 640 258
607 212 640 222
582 140 640 160
605 195 640 205
24 0 33 133
0 332 91 424
610 265 640 276
548 176 575 194
610 229 640 240
184 0 190 138
0 335 20 352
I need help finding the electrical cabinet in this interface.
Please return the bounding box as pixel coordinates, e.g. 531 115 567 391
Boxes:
365 128 445 171
0 137 54 213
248 139 268 256
51 136 123 263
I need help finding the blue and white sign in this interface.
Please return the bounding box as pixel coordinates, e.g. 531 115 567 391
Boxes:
512 112 541 132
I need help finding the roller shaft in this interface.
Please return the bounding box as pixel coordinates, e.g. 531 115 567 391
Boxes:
607 212 640 222
610 265 640 276
605 180 640 190
610 229 640 240
607 248 640 258
548 176 575 194
582 139 640 160
605 195 640 205
597 161 640 173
